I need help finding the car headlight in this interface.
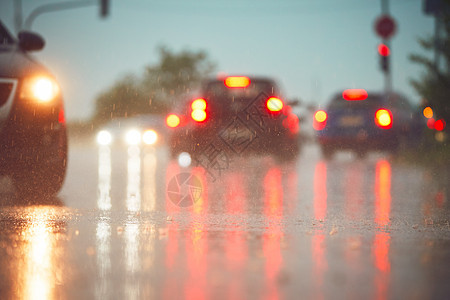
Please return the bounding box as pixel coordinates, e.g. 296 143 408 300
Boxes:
97 130 112 145
20 76 60 103
142 129 158 145
125 129 141 145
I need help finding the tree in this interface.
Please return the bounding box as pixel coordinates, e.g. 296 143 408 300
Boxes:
93 47 215 124
410 11 450 129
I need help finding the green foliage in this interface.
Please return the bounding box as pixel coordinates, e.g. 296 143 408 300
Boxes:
409 12 450 126
93 47 215 124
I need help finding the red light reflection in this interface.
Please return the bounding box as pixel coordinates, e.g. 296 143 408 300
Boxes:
314 161 327 221
264 167 283 217
373 159 392 300
375 160 391 227
263 167 284 300
312 234 327 299
345 163 364 219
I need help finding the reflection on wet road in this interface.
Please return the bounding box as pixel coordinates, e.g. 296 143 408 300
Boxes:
0 143 449 299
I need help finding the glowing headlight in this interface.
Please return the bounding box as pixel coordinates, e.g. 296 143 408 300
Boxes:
97 130 112 145
21 76 60 103
125 129 141 145
142 129 158 145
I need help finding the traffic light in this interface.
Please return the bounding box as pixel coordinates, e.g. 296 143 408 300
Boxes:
100 0 109 18
378 43 390 73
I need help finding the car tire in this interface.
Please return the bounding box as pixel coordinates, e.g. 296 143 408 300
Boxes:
12 129 68 198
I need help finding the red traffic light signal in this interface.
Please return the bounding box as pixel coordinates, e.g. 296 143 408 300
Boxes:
378 44 390 56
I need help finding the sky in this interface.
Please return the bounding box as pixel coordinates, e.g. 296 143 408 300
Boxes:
0 0 436 121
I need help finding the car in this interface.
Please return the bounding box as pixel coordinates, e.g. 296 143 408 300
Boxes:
313 89 418 158
166 76 300 163
96 114 168 147
0 21 67 197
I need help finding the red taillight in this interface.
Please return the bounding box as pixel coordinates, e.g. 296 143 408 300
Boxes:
343 89 368 101
224 76 250 88
191 98 207 110
313 110 327 130
266 97 283 112
427 118 436 129
282 113 300 134
375 109 392 129
191 98 207 122
191 110 207 122
434 119 446 131
166 114 180 128
58 107 65 124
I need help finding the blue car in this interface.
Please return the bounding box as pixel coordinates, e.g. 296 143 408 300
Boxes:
313 89 418 158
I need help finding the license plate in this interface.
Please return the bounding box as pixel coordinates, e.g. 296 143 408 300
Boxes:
339 116 363 126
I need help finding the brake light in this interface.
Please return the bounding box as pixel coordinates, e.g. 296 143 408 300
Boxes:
375 109 392 129
282 113 300 134
313 110 327 130
343 89 368 101
191 98 207 122
434 119 446 131
191 98 207 110
58 107 66 124
224 76 250 88
191 109 207 122
266 97 283 112
166 114 180 128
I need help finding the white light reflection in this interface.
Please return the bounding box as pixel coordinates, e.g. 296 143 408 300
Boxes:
25 221 52 300
143 147 157 212
178 152 192 167
98 145 112 211
19 211 59 300
125 221 140 299
95 220 111 299
127 145 141 212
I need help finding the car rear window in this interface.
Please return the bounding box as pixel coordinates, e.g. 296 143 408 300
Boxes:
328 94 385 109
204 80 278 100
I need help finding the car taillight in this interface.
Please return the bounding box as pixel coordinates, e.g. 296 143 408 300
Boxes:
58 107 66 124
224 76 250 88
166 114 180 128
191 110 207 122
191 98 207 122
375 109 392 129
342 89 368 101
434 119 446 131
266 97 283 112
313 110 327 130
282 113 300 134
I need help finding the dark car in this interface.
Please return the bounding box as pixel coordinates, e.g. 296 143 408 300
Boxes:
166 76 300 163
0 21 67 197
313 89 417 158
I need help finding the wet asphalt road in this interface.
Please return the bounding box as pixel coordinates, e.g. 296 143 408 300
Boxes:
0 138 449 299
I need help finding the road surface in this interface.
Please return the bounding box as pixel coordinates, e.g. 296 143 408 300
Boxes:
0 138 449 299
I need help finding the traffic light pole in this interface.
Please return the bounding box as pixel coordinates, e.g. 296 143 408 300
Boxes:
13 0 109 32
383 39 392 94
381 0 392 95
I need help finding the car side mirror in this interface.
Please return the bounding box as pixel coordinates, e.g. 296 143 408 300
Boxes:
18 31 45 52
